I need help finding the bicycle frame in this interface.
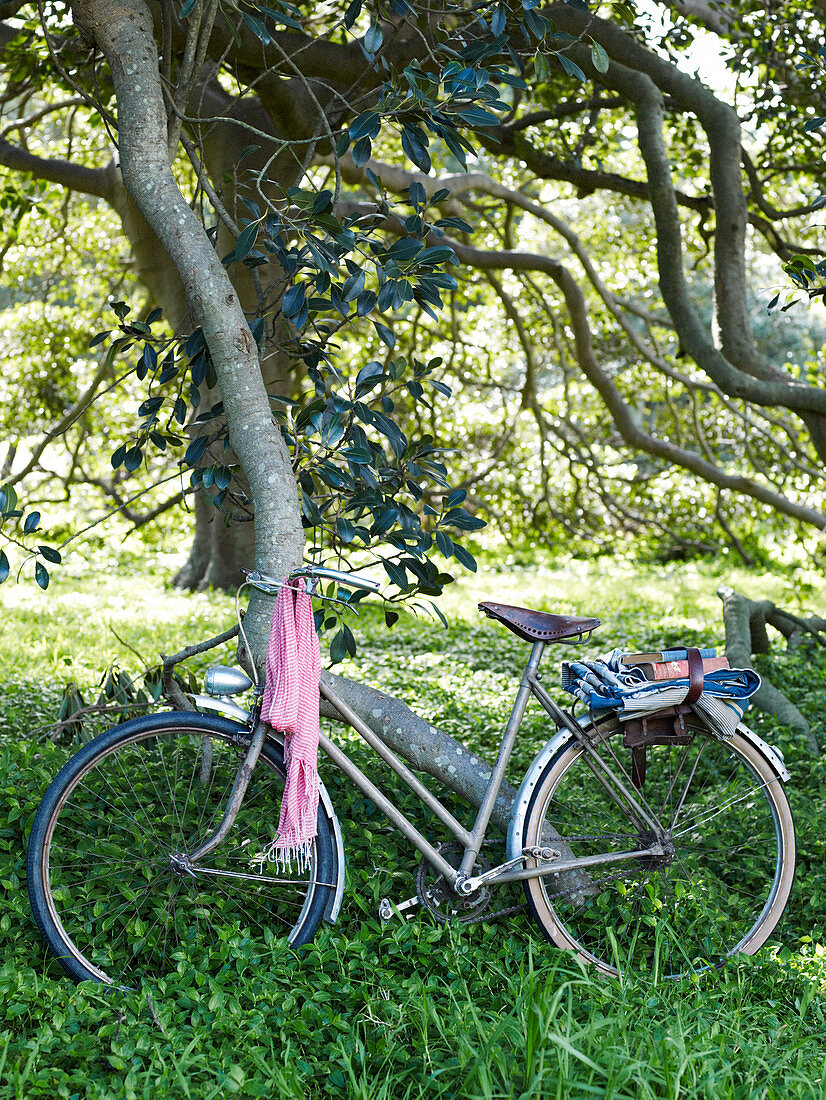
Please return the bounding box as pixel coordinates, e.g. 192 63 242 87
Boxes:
187 637 669 896
317 640 668 893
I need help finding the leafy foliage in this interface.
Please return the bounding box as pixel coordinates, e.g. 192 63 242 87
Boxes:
0 561 825 1096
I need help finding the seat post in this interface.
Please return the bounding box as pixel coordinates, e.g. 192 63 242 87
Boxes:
526 639 546 676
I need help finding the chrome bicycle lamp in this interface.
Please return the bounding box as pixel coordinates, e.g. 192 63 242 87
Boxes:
204 665 254 697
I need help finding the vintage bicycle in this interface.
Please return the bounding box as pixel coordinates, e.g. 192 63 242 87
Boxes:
27 563 795 984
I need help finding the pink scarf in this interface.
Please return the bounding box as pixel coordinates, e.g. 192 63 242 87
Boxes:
260 577 320 867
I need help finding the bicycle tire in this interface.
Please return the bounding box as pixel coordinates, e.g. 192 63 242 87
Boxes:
27 711 337 985
522 723 795 978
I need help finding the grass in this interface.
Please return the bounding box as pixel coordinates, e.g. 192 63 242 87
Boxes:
0 553 825 1098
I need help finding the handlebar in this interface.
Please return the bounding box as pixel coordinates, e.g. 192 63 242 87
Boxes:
292 565 382 592
242 565 381 595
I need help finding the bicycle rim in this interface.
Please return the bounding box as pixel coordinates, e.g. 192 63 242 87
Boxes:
522 728 795 978
28 715 335 985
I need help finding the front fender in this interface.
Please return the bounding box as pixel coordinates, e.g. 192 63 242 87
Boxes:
506 716 790 865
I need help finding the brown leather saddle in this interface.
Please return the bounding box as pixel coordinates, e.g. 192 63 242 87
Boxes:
479 602 600 644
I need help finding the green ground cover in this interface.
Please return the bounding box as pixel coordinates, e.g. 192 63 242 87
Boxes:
0 556 824 1098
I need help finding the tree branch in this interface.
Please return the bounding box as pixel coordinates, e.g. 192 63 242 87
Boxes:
0 137 114 199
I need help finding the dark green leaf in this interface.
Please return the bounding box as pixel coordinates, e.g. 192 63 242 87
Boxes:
401 126 431 173
341 622 357 656
329 629 347 664
236 221 260 261
184 435 209 466
342 270 366 302
435 216 474 233
557 52 588 81
427 600 450 628
351 136 372 167
35 560 49 589
373 321 396 348
124 447 143 472
282 283 307 318
0 550 8 584
364 22 383 53
23 511 41 534
457 105 500 127
382 560 409 589
350 111 381 141
342 446 373 464
435 529 454 556
356 289 377 316
138 395 164 418
452 542 477 571
38 544 62 564
417 246 456 266
241 11 271 42
336 517 357 543
444 506 486 530
408 181 427 208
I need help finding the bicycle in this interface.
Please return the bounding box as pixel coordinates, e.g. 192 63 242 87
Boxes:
27 563 796 984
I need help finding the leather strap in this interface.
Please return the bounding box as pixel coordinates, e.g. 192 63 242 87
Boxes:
631 745 647 789
684 647 705 704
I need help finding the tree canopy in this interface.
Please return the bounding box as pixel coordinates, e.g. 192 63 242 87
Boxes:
0 0 824 602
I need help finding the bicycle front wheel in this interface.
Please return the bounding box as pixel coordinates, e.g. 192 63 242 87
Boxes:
27 712 337 985
522 724 795 978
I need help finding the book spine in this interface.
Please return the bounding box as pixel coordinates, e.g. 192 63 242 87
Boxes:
622 647 717 664
660 647 717 661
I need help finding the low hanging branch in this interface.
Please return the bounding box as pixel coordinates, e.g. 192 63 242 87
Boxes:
717 584 824 755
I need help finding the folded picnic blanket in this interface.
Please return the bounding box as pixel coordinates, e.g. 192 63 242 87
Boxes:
561 649 760 739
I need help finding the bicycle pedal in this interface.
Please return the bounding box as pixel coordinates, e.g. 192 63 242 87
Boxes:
378 895 421 922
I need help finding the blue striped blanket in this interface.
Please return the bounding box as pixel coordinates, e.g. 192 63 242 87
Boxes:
561 649 760 739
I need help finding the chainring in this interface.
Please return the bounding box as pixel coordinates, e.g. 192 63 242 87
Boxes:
415 842 493 925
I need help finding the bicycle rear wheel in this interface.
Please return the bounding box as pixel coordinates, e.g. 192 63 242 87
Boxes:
27 712 337 985
522 724 795 978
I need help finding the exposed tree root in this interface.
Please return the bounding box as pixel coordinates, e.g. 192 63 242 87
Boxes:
717 584 824 755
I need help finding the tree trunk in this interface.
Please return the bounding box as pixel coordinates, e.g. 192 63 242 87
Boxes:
172 491 256 590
